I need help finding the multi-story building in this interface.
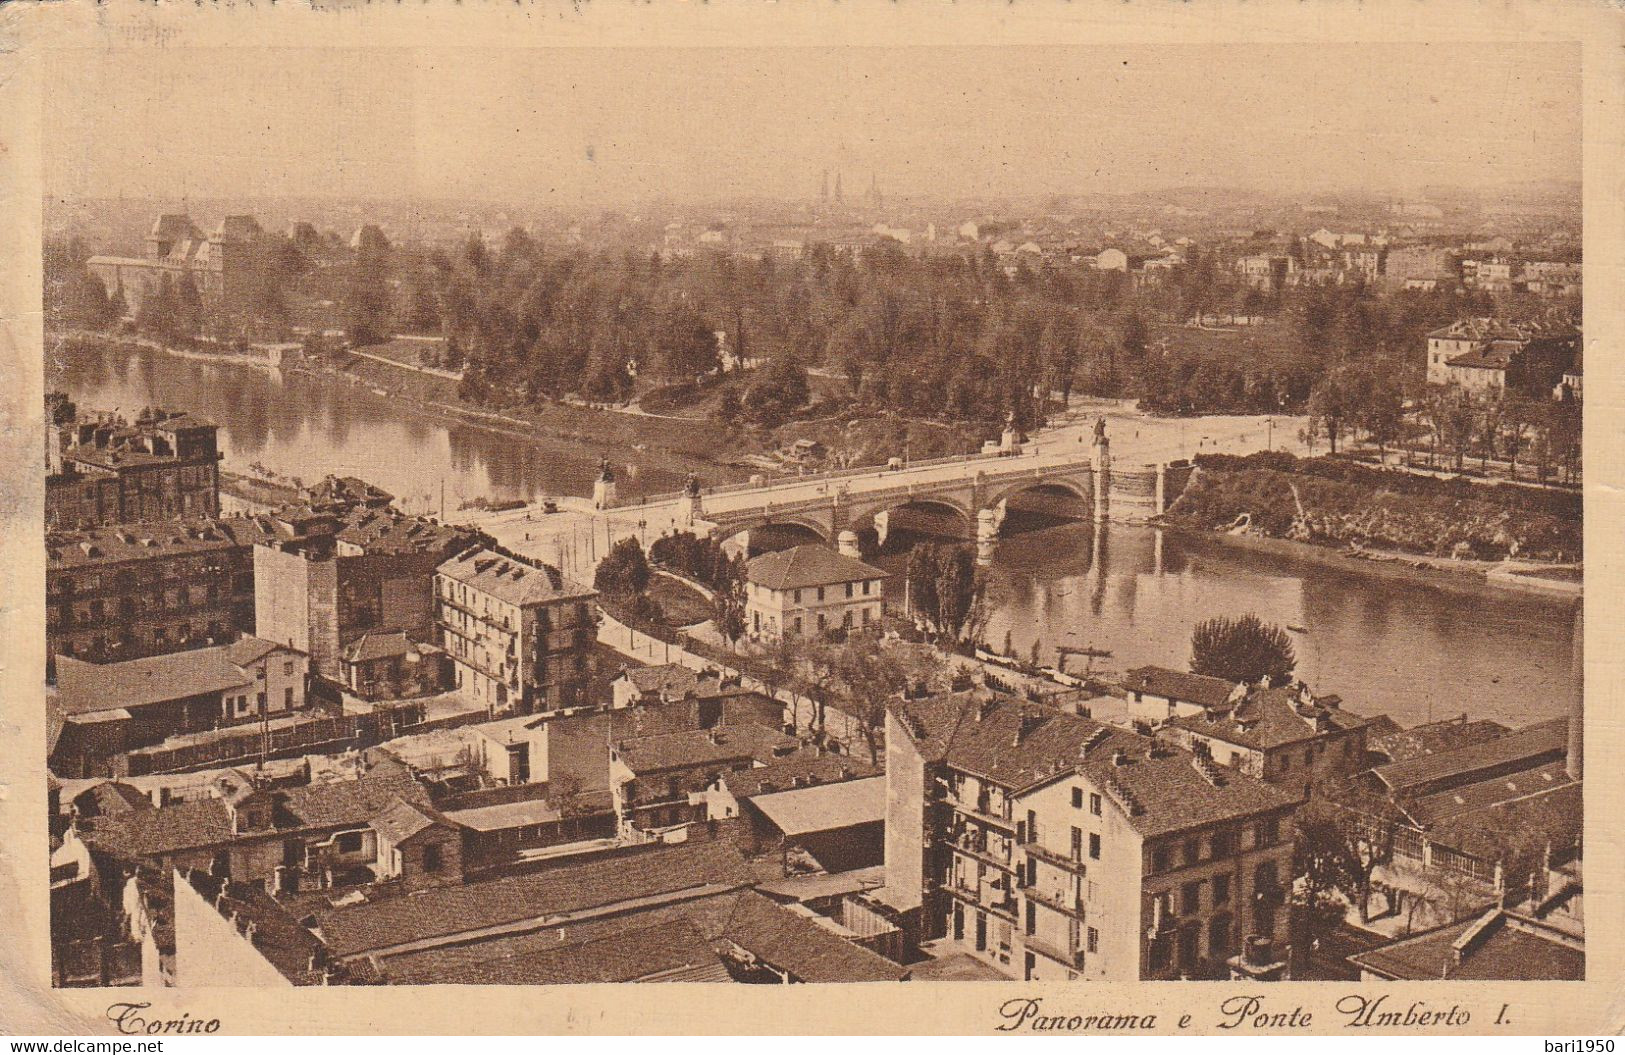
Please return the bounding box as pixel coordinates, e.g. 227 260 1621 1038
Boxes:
435 546 598 715
885 692 1300 982
47 518 257 664
1425 318 1581 395
610 723 800 835
46 404 222 530
1157 683 1370 797
251 501 477 680
744 543 886 641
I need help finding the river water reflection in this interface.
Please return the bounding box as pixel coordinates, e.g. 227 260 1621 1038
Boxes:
55 342 1578 731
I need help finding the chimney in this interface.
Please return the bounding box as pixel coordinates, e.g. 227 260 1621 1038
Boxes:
1112 749 1128 767
836 530 861 558
1566 604 1583 781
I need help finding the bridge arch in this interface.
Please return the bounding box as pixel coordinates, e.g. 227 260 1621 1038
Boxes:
710 516 830 555
846 494 976 535
983 475 1094 512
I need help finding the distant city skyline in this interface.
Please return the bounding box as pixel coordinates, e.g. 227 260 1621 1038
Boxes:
45 43 1579 207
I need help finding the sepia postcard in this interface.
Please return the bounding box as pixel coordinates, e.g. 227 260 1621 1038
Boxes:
0 0 1621 1036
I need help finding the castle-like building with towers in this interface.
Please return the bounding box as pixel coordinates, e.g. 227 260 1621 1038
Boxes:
87 213 276 322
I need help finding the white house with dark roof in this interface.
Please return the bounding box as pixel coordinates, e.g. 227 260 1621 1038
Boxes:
744 544 885 641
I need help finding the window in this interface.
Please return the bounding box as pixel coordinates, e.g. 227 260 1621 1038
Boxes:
1070 826 1083 862
1088 833 1101 860
1151 846 1169 873
1089 792 1102 816
1087 927 1099 954
1183 838 1200 865
1072 787 1083 809
1211 829 1233 857
816 587 825 602
1280 753 1291 773
1181 880 1202 914
1213 874 1231 903
793 589 802 604
1258 817 1280 847
816 613 826 632
422 844 443 873
1024 900 1036 936
842 610 853 629
1149 937 1171 970
862 580 872 595
257 692 267 713
845 583 854 598
283 659 295 676
336 831 364 854
283 686 294 709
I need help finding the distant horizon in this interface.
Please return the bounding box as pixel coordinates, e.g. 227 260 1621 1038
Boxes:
45 44 1579 208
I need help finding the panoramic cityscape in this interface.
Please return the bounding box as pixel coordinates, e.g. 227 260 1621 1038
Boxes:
41 43 1583 990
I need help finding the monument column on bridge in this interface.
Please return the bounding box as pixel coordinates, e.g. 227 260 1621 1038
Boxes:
593 457 617 510
976 507 999 565
684 473 703 526
1091 416 1111 523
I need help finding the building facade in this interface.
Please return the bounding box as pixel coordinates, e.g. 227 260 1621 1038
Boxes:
435 547 598 715
744 544 886 641
46 404 222 530
47 518 257 665
885 693 1299 981
86 213 279 325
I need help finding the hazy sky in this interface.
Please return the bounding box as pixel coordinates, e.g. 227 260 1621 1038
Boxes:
45 43 1579 205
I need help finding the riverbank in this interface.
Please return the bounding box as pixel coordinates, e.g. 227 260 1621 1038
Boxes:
1159 521 1581 602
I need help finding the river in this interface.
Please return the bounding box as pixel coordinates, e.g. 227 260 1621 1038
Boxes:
50 342 692 517
54 341 1579 731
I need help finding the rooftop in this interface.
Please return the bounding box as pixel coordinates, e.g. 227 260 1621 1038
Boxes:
746 775 886 837
47 517 254 569
892 692 1297 838
428 918 727 985
717 891 907 983
313 839 756 959
1368 715 1511 765
438 546 596 607
1372 717 1567 797
1120 666 1237 710
615 724 798 774
617 664 725 699
80 756 428 859
745 545 886 593
1164 684 1366 752
53 649 255 717
721 753 879 799
1349 908 1583 981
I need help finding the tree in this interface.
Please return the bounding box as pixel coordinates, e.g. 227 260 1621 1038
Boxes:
1306 368 1357 455
905 542 990 647
593 537 651 598
1291 799 1359 963
711 552 748 650
1189 613 1296 685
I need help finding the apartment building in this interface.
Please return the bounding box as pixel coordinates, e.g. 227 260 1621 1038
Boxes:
435 546 598 715
885 692 1299 982
47 518 257 665
46 403 222 530
1157 683 1370 796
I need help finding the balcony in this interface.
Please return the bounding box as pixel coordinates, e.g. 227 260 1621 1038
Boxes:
944 879 1018 922
948 836 1013 873
1023 841 1088 875
1023 885 1087 921
951 797 1016 831
1024 934 1085 971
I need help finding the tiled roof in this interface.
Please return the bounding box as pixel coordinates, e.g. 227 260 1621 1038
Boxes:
1402 760 1575 829
719 891 907 983
746 775 885 836
438 547 596 607
80 760 428 859
1121 666 1237 710
335 506 473 557
1425 781 1581 863
184 871 328 984
54 650 252 716
618 664 723 699
892 692 1296 838
1348 910 1583 981
1369 716 1510 765
721 754 879 799
1373 718 1567 796
224 635 287 668
342 631 416 665
314 840 756 958
47 517 253 569
429 919 727 985
368 796 445 844
615 724 797 774
1165 686 1366 752
745 545 885 592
